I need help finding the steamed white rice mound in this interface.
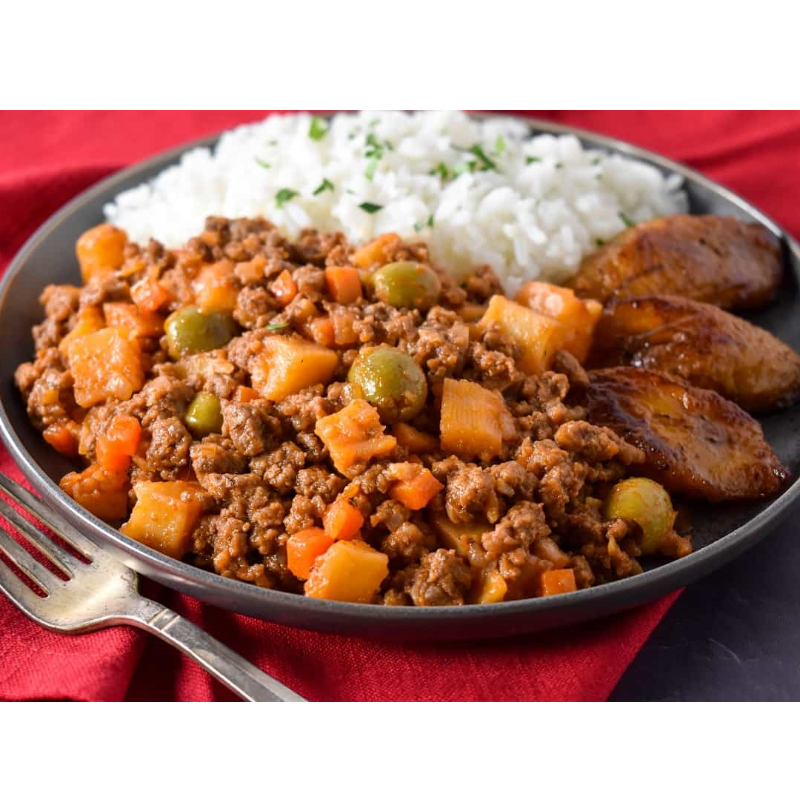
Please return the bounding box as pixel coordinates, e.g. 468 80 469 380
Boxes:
104 111 687 296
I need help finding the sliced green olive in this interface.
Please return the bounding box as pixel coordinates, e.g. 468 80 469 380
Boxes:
164 306 238 360
603 477 676 556
372 261 441 310
185 392 223 437
347 346 427 423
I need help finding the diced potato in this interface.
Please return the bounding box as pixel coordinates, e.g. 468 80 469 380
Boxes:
76 224 128 283
193 260 239 313
515 281 602 362
121 481 205 559
431 513 490 559
440 378 514 461
471 570 508 604
476 295 569 374
352 232 401 269
392 422 439 454
66 327 144 408
60 464 129 522
58 307 106 355
250 335 338 402
315 399 397 476
103 302 164 338
304 540 389 603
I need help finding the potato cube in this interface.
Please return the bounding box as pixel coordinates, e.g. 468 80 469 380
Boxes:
121 481 205 559
250 335 338 402
66 327 144 408
304 540 389 603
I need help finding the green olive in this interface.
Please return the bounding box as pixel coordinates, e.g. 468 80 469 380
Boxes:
347 346 427 423
372 261 441 310
603 477 676 556
185 392 223 437
164 306 238 360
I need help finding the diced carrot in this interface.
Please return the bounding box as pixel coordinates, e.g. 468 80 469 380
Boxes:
323 498 364 541
304 540 389 603
315 399 397 477
193 260 239 313
103 302 164 338
539 568 577 597
131 272 171 312
43 420 81 458
76 224 128 283
234 386 260 403
325 266 363 304
388 463 443 511
305 316 336 348
120 481 205 559
60 464 130 522
271 269 297 306
392 422 438 454
440 378 514 461
96 414 141 472
286 527 334 580
352 232 401 269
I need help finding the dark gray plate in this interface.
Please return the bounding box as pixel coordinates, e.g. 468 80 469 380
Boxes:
2 115 799 641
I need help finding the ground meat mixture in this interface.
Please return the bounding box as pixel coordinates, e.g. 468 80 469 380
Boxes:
16 217 692 606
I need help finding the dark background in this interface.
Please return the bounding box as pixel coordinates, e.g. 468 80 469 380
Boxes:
612 514 798 701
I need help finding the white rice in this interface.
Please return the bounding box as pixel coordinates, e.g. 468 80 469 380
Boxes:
104 111 687 296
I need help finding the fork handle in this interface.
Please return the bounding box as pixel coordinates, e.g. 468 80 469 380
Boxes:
126 599 305 702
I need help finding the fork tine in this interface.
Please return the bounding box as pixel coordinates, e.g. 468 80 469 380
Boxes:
0 522 58 593
0 493 78 577
0 556 49 616
0 474 97 560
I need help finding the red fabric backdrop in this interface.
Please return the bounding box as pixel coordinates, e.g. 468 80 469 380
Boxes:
1 110 798 702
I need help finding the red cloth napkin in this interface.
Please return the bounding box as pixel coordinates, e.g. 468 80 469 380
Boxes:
1 110 798 702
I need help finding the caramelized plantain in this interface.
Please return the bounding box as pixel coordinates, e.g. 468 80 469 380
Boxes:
590 295 800 413
568 215 782 309
581 367 789 502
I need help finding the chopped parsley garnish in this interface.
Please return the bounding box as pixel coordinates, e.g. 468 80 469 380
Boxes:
494 135 506 154
555 162 564 169
267 321 290 331
595 238 606 247
453 160 477 177
525 156 541 164
430 162 450 180
308 116 329 141
313 178 335 196
359 202 383 214
275 188 299 208
468 144 497 171
364 133 392 180
592 156 602 165
619 211 636 228
413 215 435 232
254 157 271 169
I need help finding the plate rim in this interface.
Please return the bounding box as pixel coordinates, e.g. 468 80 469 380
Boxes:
2 112 799 629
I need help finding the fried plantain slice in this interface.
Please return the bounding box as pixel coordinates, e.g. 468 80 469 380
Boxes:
589 294 800 413
568 215 782 309
581 367 790 502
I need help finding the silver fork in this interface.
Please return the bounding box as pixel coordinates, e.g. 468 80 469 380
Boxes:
0 474 305 702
